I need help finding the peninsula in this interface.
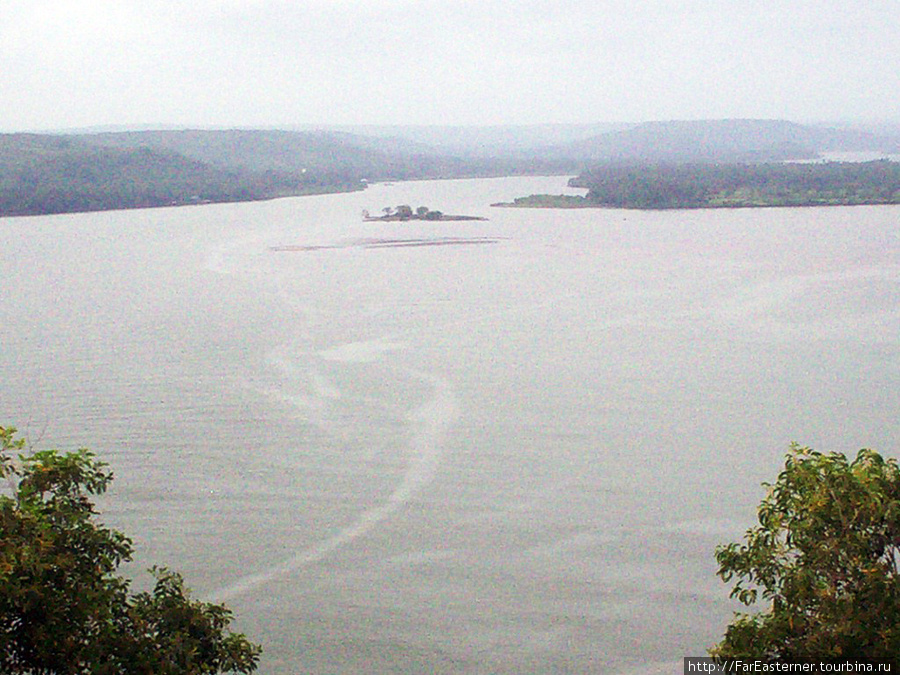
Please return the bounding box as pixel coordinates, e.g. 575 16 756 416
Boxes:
496 160 900 210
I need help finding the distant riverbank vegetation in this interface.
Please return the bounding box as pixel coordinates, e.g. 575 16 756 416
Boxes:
500 160 900 210
0 129 574 218
5 120 900 217
0 133 363 216
492 194 591 209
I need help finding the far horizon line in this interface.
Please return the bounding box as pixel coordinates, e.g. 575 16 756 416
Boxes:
7 117 900 136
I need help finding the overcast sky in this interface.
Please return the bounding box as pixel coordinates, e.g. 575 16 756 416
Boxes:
2 0 899 132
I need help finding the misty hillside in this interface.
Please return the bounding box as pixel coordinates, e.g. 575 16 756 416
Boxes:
0 128 580 217
86 129 469 182
319 123 629 157
3 129 508 216
4 120 900 217
553 119 900 163
86 128 581 185
315 119 900 164
0 133 335 216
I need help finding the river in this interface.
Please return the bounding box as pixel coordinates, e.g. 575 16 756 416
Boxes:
1 175 899 673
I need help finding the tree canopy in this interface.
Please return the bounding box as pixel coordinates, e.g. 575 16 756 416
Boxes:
712 444 900 663
0 425 261 674
568 160 900 209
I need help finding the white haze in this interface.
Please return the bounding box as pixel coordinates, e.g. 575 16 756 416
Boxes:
1 0 899 131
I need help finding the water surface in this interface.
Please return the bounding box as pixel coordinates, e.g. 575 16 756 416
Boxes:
1 176 899 673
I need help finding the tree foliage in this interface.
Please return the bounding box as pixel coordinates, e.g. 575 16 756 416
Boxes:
572 160 900 209
712 444 900 663
0 134 363 217
0 425 261 674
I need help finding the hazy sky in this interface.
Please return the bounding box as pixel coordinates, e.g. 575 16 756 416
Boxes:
2 0 899 131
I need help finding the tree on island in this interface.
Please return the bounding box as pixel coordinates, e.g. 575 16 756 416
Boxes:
364 205 479 222
712 444 900 663
0 425 261 674
369 205 431 220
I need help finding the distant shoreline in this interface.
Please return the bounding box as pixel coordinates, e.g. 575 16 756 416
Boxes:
499 160 900 210
492 194 900 210
491 195 591 209
0 184 364 219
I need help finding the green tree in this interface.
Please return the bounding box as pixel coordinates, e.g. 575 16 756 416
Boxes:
0 425 261 674
712 444 900 663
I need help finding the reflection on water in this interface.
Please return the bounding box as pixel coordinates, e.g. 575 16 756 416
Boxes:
270 236 505 251
1 177 899 674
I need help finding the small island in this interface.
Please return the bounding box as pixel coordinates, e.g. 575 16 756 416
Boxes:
363 204 487 222
495 160 900 210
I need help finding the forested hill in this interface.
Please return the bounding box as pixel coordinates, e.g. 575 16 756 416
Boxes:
88 129 576 182
4 121 900 217
0 128 577 217
308 119 900 164
557 119 900 164
0 133 362 217
88 129 466 183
